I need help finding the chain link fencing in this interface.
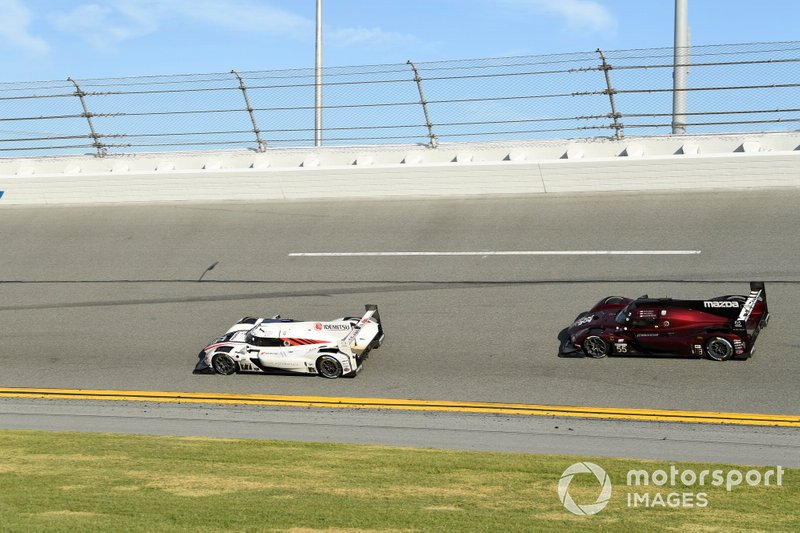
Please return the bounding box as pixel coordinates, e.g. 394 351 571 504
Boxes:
0 41 798 157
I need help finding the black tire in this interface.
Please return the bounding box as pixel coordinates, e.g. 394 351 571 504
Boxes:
705 337 735 361
316 355 344 379
211 353 238 375
583 335 610 358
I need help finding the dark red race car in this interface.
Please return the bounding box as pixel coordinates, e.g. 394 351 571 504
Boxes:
559 282 769 360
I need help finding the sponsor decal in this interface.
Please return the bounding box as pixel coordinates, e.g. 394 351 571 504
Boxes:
663 321 670 327
639 309 657 318
736 290 761 322
314 323 323 331
573 315 594 327
704 301 740 308
733 338 746 355
323 324 351 331
636 333 658 337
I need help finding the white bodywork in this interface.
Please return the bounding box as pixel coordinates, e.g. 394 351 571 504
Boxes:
196 305 383 378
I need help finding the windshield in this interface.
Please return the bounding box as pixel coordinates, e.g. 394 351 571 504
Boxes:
245 334 282 347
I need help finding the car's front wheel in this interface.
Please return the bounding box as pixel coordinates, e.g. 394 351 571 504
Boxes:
316 355 344 379
211 353 238 375
583 335 610 358
705 337 734 361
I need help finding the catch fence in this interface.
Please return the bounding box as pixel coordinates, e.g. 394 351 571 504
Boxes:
0 41 798 157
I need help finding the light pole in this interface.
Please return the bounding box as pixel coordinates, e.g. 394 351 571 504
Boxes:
315 0 323 146
672 0 689 134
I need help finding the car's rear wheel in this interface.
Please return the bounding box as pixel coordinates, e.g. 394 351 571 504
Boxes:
705 337 734 361
316 355 343 379
211 353 238 375
583 336 610 358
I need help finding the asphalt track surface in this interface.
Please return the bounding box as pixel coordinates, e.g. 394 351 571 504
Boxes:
0 398 797 467
1 189 799 461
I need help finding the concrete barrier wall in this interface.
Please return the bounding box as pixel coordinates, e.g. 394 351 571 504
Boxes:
1 132 798 205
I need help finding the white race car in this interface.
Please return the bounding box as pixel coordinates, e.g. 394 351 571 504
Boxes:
193 305 384 378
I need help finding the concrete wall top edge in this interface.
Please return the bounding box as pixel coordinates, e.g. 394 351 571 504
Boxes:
1 132 798 178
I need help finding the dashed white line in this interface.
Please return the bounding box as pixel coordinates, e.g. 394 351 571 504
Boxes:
289 250 702 257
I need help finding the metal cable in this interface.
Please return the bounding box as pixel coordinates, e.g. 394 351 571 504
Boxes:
0 41 797 156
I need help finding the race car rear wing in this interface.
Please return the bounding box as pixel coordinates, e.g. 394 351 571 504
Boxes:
339 304 383 355
733 282 769 345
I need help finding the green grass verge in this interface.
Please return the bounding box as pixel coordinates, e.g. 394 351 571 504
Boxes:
0 429 796 532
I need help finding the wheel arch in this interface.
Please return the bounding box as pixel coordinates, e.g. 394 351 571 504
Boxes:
582 332 610 358
210 351 239 374
704 335 736 361
315 353 345 379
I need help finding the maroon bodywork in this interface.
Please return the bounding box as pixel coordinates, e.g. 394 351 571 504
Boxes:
559 282 769 360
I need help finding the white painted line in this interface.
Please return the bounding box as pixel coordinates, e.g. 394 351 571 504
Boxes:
289 250 702 257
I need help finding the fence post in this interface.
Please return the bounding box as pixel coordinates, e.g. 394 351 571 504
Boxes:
231 70 267 152
407 60 438 148
67 77 106 157
672 0 689 134
595 49 624 140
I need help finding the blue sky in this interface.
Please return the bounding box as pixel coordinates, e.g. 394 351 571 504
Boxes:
0 0 798 82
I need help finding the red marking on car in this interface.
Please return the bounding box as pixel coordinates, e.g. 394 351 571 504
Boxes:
281 338 329 346
203 342 245 351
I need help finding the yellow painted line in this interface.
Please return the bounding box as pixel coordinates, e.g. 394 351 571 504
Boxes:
0 387 797 427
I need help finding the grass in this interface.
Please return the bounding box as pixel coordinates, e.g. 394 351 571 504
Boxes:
0 429 796 532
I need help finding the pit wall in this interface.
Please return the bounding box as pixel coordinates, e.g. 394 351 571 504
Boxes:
1 133 798 205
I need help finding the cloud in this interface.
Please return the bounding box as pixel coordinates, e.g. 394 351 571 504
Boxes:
50 1 417 53
0 0 49 54
498 0 617 34
177 0 312 36
50 3 157 50
328 27 420 49
49 0 314 50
